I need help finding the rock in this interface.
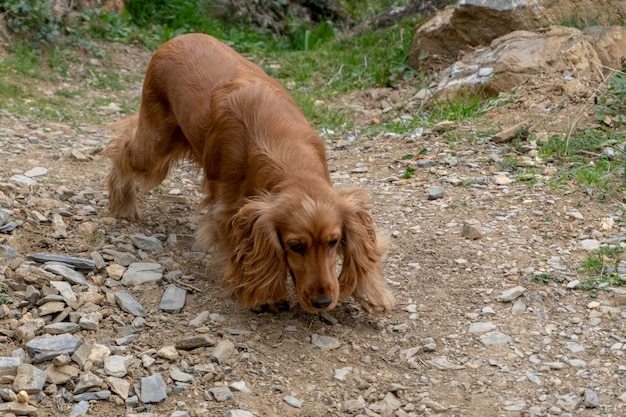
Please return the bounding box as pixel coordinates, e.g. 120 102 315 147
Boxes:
9 174 37 187
468 322 497 333
342 396 366 412
43 322 80 334
26 334 81 363
427 186 444 200
224 410 253 417
498 286 526 302
333 366 352 381
87 343 110 364
189 310 210 327
27 253 95 270
69 400 89 417
103 355 128 377
175 335 217 350
428 356 465 370
284 395 303 408
0 402 38 415
114 291 146 317
480 331 512 347
311 334 340 350
45 364 80 384
157 345 179 361
13 364 47 393
49 280 78 305
409 0 626 73
0 357 22 376
580 239 601 251
141 374 168 403
106 263 126 280
43 263 88 286
107 376 131 399
211 339 236 365
159 284 187 313
229 380 252 394
207 386 234 402
583 389 599 408
74 371 103 394
131 233 164 253
121 262 164 286
462 221 483 239
169 366 194 383
74 390 111 401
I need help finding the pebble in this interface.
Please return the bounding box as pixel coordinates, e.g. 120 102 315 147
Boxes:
25 334 81 363
141 374 168 403
189 310 209 327
207 386 234 402
583 388 599 408
497 286 526 302
579 239 601 251
131 233 164 253
311 334 340 350
69 401 89 417
103 355 128 377
468 322 496 333
210 339 236 365
114 291 146 317
159 284 187 313
427 186 444 200
224 411 253 417
284 395 303 408
479 332 512 346
108 376 130 399
121 262 164 286
175 335 217 350
229 380 252 394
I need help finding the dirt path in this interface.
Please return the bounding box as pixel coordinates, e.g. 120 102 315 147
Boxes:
0 42 625 417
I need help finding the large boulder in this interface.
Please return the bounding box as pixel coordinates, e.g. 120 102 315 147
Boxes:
430 25 626 101
409 0 626 73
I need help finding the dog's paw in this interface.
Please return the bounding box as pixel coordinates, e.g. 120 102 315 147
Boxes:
251 299 291 314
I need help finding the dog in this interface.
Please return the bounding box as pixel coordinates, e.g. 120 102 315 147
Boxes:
105 33 394 314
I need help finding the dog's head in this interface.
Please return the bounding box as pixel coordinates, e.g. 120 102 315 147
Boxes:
230 187 390 314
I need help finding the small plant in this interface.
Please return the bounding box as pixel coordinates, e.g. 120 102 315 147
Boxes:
0 283 12 305
579 243 626 296
1 0 62 44
531 273 557 284
402 166 416 179
594 72 626 126
428 87 489 122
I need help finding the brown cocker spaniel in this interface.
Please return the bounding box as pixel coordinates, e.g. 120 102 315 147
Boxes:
105 33 394 314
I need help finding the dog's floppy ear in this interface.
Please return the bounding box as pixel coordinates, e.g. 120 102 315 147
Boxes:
224 196 288 310
338 188 394 314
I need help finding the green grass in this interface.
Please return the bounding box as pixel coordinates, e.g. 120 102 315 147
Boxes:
537 128 626 200
578 243 626 296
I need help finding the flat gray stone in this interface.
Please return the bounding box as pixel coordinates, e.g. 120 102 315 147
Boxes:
0 402 38 415
284 395 303 408
27 253 95 270
131 234 164 253
428 186 445 200
480 331 512 347
104 355 128 377
107 376 130 399
73 390 111 401
49 280 78 304
14 364 47 393
26 334 81 363
74 371 103 394
69 400 89 417
141 373 168 403
114 291 146 317
43 322 80 334
224 411 253 417
121 262 163 286
175 334 216 350
207 386 233 402
497 286 526 302
159 284 187 313
9 174 37 187
44 263 88 286
0 356 22 376
210 340 236 365
311 334 340 350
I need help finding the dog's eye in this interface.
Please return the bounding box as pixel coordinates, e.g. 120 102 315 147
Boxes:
328 239 339 249
288 242 305 253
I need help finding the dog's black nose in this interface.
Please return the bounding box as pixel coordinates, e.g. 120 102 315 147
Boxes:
311 296 333 309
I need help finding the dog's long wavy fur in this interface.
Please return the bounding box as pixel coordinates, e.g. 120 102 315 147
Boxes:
105 33 394 314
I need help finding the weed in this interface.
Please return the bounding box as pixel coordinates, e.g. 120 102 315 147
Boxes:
0 283 12 305
578 243 626 296
89 230 106 245
531 273 557 284
595 71 626 126
1 0 62 44
427 87 490 122
403 166 416 179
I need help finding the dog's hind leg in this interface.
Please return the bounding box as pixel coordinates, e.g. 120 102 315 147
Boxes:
106 99 190 220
